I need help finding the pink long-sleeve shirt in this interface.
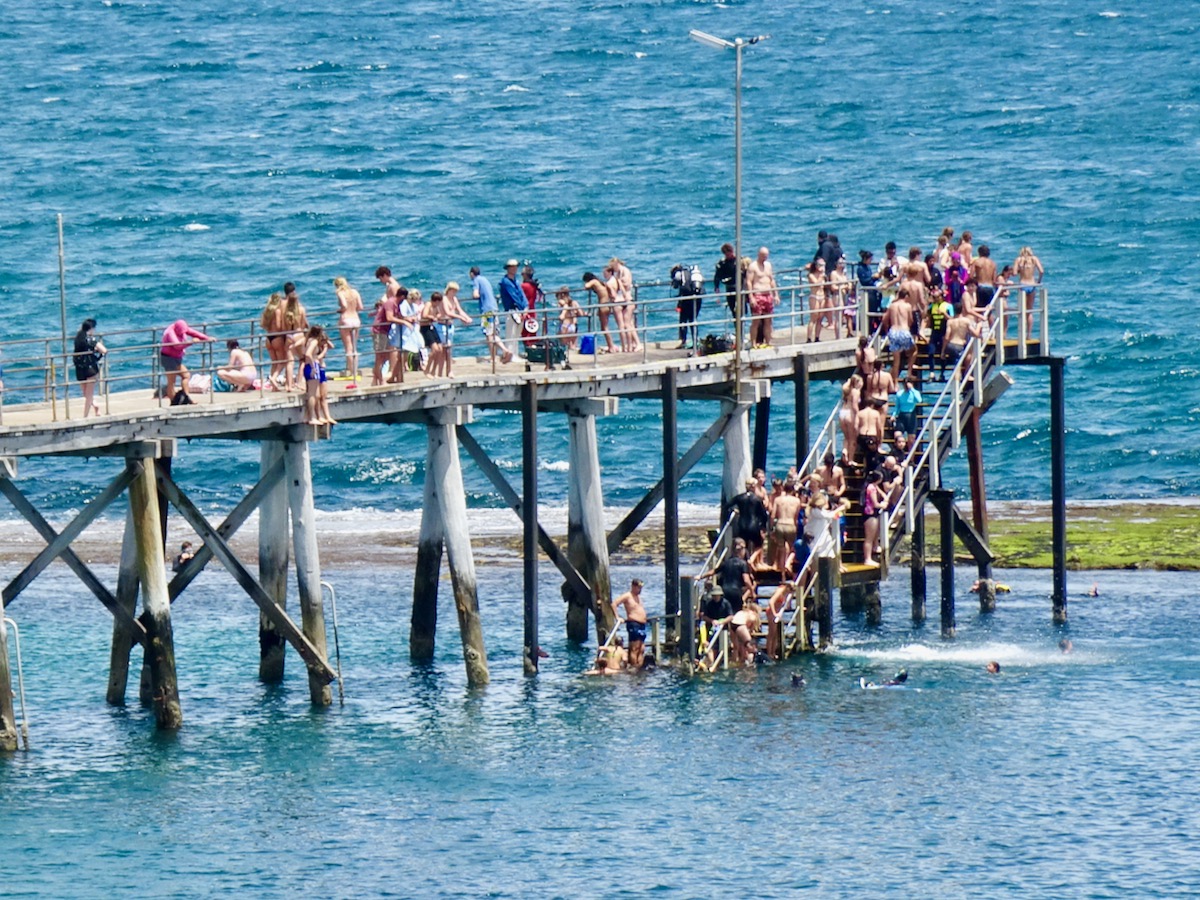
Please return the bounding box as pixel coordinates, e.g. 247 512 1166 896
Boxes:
161 320 209 359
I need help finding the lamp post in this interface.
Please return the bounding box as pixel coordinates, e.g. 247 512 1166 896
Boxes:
689 29 769 395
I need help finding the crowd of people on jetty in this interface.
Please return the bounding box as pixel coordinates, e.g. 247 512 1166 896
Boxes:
61 226 1043 426
581 226 1043 672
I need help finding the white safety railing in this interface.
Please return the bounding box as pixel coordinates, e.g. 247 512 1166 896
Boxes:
4 617 30 750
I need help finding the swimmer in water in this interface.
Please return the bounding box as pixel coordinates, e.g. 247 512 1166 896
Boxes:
986 661 1002 674
1088 583 1099 597
1059 638 1073 654
791 673 806 688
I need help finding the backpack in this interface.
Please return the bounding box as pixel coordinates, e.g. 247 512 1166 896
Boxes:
671 264 705 298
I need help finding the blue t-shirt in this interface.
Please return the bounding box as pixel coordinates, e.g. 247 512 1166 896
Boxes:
499 274 527 312
472 274 498 315
895 386 922 414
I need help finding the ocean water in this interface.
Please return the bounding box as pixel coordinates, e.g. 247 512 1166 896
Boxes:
3 565 1198 897
1 1 1198 895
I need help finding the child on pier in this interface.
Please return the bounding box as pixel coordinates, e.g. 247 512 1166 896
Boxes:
301 325 336 426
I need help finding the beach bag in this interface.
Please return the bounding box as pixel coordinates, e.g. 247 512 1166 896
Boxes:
212 375 234 393
579 334 596 355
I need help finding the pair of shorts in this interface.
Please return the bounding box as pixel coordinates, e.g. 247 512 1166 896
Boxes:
420 324 441 347
480 313 499 337
439 323 453 346
888 327 915 353
388 324 403 349
750 292 774 315
626 620 648 643
161 353 184 373
303 363 326 383
372 331 389 353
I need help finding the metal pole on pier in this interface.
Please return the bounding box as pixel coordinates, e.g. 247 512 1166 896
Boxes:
522 381 539 674
1050 357 1068 623
57 214 69 419
662 370 680 646
689 30 769 399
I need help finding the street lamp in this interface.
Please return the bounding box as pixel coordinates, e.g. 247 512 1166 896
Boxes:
689 29 769 393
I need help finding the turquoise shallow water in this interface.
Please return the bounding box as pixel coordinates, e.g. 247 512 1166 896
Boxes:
3 566 1198 897
1 0 1199 895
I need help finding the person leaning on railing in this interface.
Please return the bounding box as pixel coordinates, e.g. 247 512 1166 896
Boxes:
160 319 215 404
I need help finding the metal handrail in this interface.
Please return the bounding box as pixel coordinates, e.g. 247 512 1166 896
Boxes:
4 617 30 750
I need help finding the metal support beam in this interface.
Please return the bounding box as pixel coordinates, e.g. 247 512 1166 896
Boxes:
752 393 770 473
794 355 810 464
662 370 680 645
606 406 736 555
930 489 956 639
1050 357 1067 623
964 408 992 580
911 504 927 624
522 382 539 675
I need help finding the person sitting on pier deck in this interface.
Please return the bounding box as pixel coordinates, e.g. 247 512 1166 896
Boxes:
217 339 258 392
160 319 215 403
613 579 649 670
731 478 769 553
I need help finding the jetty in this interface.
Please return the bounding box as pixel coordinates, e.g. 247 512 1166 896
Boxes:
0 278 1063 744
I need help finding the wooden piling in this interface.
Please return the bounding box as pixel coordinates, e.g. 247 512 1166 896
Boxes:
284 440 333 706
720 400 752 518
1050 357 1068 623
521 382 539 675
258 440 290 682
427 415 489 686
864 581 882 626
567 410 614 643
410 450 443 664
911 504 927 623
106 507 140 706
793 356 810 465
816 557 836 649
129 455 183 730
841 583 865 615
662 371 680 646
679 575 696 669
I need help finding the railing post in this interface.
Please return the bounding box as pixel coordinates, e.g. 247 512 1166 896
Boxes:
879 510 890 579
995 301 1006 366
905 468 914 531
930 436 941 489
951 373 962 448
973 345 983 408
1040 286 1050 356
680 575 696 671
1018 290 1028 360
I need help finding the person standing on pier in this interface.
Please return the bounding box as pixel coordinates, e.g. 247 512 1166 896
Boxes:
301 325 335 425
334 276 364 383
440 282 473 377
881 289 916 383
470 265 514 365
582 271 616 354
371 274 400 385
970 245 998 311
608 257 640 354
73 318 106 417
160 319 214 403
746 246 779 348
613 579 649 670
499 259 528 355
855 398 887 474
714 242 738 315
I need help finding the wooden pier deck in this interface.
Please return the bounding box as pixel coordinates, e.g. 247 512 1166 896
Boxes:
0 337 856 456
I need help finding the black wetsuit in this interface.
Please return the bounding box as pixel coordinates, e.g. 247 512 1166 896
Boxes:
731 490 769 551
